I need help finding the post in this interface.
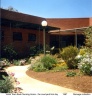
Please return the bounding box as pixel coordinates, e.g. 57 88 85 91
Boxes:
0 19 1 59
43 28 46 55
0 28 1 58
39 27 40 51
75 29 77 47
41 20 47 56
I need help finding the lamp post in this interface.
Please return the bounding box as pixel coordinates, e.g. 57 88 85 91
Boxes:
41 20 47 55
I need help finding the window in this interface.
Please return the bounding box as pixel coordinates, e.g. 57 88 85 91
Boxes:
1 30 4 41
28 33 36 41
13 32 22 41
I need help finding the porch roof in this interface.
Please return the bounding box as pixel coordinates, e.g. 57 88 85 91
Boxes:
1 18 60 31
49 27 89 35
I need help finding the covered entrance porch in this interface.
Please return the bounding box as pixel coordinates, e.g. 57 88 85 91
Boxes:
49 27 88 52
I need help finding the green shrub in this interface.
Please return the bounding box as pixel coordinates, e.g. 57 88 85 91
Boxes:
84 26 92 51
13 60 21 66
79 47 88 56
52 65 68 72
29 44 43 56
0 75 14 93
2 44 17 60
32 62 47 72
66 71 76 77
29 55 57 72
60 46 78 69
25 58 31 64
30 46 37 56
41 55 57 70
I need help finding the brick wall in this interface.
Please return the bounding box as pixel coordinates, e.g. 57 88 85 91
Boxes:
1 26 50 57
89 18 92 26
1 8 45 24
46 18 90 30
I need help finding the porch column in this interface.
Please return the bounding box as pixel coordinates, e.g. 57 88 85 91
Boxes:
0 29 1 58
59 30 60 48
75 29 77 47
38 27 41 51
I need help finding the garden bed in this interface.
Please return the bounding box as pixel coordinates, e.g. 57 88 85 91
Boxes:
26 69 92 93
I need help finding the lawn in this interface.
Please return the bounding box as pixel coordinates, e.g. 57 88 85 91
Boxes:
26 69 92 93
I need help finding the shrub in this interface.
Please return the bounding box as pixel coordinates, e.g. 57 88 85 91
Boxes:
29 55 57 72
29 44 43 56
52 61 68 72
0 59 10 69
0 75 14 93
60 46 78 69
78 53 92 75
41 55 57 70
84 26 92 51
25 58 31 64
75 47 88 64
0 72 20 93
2 44 17 60
31 62 47 72
30 46 37 56
79 47 88 56
53 65 68 72
66 71 76 77
13 60 21 66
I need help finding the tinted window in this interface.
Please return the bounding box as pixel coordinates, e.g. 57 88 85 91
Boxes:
28 33 36 41
13 32 22 41
1 30 4 41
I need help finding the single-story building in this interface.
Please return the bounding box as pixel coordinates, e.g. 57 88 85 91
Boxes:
1 8 92 57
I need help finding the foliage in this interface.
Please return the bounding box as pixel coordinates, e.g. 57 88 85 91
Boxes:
60 46 79 69
0 72 20 93
77 53 92 75
0 75 14 93
29 55 57 72
13 60 21 66
29 44 43 56
78 47 88 56
46 44 51 51
52 61 68 72
31 62 47 72
0 58 10 69
75 47 88 64
12 59 26 66
41 55 57 70
30 46 37 56
66 71 76 77
84 26 92 51
25 58 31 64
2 44 17 60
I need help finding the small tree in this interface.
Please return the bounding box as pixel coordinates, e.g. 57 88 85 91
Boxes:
84 26 92 52
60 46 78 69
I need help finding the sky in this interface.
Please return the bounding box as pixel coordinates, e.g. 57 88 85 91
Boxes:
0 0 92 18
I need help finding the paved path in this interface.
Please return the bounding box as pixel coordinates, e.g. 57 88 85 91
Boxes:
5 65 82 93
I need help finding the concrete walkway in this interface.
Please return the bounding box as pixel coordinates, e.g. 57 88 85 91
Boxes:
5 65 82 93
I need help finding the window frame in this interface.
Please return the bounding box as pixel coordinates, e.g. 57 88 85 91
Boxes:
13 32 22 41
1 30 4 41
28 33 36 41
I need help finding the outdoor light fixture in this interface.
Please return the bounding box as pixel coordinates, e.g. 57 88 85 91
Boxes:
41 20 47 55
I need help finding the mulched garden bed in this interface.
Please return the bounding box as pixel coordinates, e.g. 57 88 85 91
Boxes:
26 69 92 93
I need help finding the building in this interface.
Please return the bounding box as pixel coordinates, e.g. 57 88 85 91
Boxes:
1 8 92 57
47 18 92 48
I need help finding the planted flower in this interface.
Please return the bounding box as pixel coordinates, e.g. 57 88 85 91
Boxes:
77 53 92 75
0 71 22 93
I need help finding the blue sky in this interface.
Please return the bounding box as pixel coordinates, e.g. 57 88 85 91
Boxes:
1 0 92 18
